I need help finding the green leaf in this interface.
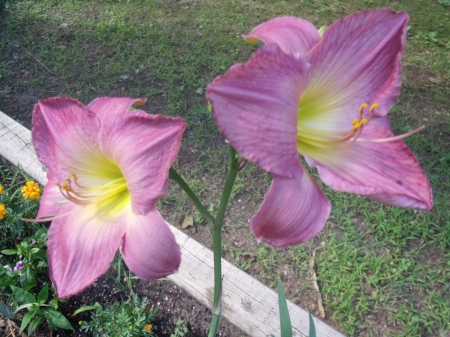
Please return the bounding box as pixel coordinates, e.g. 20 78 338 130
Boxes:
309 312 316 337
1 249 18 255
0 274 13 288
0 302 15 320
29 248 40 254
20 308 38 333
28 315 44 336
44 308 73 330
277 278 292 337
37 285 49 304
73 302 102 316
11 286 37 304
16 243 28 253
20 268 37 291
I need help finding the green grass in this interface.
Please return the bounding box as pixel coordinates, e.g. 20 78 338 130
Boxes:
1 0 449 336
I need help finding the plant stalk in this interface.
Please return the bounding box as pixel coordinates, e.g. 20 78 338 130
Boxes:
169 167 215 227
208 145 241 337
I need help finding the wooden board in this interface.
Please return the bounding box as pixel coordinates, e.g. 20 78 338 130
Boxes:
0 110 345 337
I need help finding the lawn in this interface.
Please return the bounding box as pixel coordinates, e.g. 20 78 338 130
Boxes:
0 0 449 336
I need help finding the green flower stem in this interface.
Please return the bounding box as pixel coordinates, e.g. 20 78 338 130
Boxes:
169 167 215 227
208 144 241 337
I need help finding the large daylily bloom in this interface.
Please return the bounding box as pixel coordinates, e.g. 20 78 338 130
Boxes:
32 97 186 298
207 9 433 247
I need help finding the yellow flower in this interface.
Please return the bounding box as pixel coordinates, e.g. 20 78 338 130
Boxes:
0 204 7 220
144 324 153 333
0 185 3 194
21 181 41 200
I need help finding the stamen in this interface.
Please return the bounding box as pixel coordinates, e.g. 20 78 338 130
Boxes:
297 102 425 152
359 103 368 113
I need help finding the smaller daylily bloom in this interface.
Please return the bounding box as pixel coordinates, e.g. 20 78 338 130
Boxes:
207 9 433 247
22 181 41 200
0 185 4 194
0 204 7 220
32 97 186 298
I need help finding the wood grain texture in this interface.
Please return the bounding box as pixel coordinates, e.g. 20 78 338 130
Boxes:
0 110 345 337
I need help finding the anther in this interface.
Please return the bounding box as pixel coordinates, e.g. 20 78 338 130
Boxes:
359 103 368 113
370 103 379 112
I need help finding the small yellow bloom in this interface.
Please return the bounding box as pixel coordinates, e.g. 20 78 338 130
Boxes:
0 185 3 194
21 181 41 200
78 321 83 326
144 324 153 333
0 204 7 220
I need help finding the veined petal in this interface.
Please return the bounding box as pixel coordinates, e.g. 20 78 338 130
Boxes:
304 125 433 210
98 111 186 215
207 44 310 178
244 16 320 56
251 172 331 247
87 97 147 120
301 9 408 131
120 209 181 279
32 97 103 174
37 171 71 218
48 207 127 298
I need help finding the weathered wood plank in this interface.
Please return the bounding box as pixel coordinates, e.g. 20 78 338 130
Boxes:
0 110 345 337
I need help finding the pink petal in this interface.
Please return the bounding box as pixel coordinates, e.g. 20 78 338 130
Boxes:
301 9 408 131
244 16 320 56
37 171 71 219
251 172 331 247
98 111 186 215
207 44 310 178
48 208 127 298
32 97 102 173
120 209 180 279
304 125 433 210
87 97 147 120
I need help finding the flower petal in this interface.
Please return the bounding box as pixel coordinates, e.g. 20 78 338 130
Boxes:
120 209 181 279
98 111 186 214
48 207 127 298
207 44 310 178
87 97 147 120
32 97 102 173
301 9 408 131
304 125 433 210
37 171 71 219
244 16 320 55
251 172 331 247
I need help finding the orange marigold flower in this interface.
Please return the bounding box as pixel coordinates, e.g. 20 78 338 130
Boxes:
144 324 153 333
21 181 41 200
0 204 7 220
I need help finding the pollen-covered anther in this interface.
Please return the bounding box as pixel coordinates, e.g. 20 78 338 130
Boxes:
55 177 93 206
351 103 374 131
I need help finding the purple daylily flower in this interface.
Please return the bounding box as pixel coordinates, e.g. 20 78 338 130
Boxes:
32 97 186 298
207 9 433 247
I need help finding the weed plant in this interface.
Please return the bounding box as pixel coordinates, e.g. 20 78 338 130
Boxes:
79 294 158 337
0 165 41 249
